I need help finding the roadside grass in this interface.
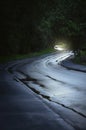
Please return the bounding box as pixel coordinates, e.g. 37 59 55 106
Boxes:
73 50 86 65
0 48 54 64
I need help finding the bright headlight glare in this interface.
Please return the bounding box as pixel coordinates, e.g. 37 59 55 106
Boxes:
54 45 64 51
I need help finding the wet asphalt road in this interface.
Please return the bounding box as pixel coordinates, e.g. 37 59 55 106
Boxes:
0 52 86 130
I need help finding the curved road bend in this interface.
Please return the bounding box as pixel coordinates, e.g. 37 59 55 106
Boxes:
0 52 86 130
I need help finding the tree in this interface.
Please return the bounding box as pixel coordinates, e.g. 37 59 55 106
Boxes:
1 0 86 55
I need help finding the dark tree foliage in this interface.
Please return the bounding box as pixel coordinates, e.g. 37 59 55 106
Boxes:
0 0 86 55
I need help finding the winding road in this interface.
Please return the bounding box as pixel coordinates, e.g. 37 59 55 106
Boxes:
0 51 86 130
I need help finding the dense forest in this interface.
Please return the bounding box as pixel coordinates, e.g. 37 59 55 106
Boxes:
1 0 86 55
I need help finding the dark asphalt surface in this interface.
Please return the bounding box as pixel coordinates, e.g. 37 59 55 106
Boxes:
0 52 86 130
0 70 72 130
61 59 86 72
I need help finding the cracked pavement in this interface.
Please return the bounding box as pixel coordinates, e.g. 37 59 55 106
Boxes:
0 52 86 130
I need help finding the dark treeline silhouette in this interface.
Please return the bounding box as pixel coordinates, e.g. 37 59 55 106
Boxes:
1 0 86 55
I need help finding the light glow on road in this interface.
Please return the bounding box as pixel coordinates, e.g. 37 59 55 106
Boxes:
54 45 64 51
54 40 71 51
